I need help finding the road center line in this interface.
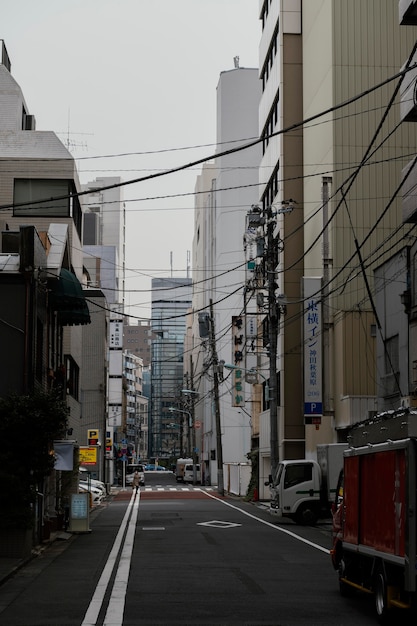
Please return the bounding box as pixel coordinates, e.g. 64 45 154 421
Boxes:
81 490 139 626
103 491 140 626
201 490 330 555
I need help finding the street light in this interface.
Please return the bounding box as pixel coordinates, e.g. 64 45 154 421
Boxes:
168 406 192 423
181 389 199 396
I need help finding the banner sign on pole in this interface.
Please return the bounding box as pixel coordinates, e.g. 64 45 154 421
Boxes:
303 277 323 424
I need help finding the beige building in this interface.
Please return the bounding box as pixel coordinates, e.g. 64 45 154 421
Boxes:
251 1 417 499
123 320 154 367
257 0 305 496
301 0 417 450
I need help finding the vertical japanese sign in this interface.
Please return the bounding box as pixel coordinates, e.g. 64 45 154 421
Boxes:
231 316 245 407
231 367 245 407
109 320 123 348
303 277 322 424
108 316 123 428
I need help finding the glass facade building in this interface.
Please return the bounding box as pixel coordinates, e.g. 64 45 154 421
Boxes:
150 277 192 459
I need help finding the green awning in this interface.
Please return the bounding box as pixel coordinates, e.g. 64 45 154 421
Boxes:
49 268 91 326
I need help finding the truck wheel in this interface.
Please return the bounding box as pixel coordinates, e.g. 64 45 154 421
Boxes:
374 572 389 623
338 559 351 598
295 504 317 525
338 559 352 597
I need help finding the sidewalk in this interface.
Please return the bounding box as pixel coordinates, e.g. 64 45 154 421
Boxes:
0 489 119 587
0 529 72 586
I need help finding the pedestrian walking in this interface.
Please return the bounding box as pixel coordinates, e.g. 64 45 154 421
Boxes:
132 470 140 493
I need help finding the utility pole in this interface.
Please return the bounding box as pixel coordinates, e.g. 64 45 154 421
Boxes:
210 299 224 495
189 355 198 485
265 207 280 479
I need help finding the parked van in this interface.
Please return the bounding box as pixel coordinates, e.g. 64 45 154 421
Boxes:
183 463 201 484
175 457 193 482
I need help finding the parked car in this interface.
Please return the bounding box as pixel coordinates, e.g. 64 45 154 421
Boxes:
145 464 167 471
79 470 107 496
79 480 106 498
78 483 104 505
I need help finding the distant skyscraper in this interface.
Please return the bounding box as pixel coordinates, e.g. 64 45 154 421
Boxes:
150 277 192 458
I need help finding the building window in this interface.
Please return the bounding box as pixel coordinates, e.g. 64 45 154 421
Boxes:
14 179 71 217
261 162 280 210
382 335 400 397
260 22 279 89
13 178 83 239
261 92 279 153
65 355 79 400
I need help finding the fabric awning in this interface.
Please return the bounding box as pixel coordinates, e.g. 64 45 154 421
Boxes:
49 268 91 326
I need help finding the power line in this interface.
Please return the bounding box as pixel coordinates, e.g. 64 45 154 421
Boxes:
1 63 416 214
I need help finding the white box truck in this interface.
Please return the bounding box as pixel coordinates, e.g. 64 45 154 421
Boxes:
267 443 347 525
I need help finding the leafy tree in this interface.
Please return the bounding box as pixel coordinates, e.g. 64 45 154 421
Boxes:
0 390 69 529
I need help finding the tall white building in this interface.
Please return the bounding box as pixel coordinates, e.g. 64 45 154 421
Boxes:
190 66 261 487
81 177 127 477
82 176 125 306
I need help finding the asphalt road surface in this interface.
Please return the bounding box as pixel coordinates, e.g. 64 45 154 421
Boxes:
0 477 407 626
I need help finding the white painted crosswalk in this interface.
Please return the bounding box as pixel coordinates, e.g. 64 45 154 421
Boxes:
142 485 215 492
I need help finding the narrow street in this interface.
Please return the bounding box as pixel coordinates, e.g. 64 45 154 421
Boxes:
0 476 386 626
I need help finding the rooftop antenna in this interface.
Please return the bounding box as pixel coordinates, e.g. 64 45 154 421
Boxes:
234 56 240 69
186 250 191 278
58 109 92 152
170 251 173 277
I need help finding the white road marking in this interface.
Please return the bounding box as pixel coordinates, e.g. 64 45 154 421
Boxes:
103 492 140 625
82 485 328 626
201 490 330 555
81 490 139 626
198 520 242 528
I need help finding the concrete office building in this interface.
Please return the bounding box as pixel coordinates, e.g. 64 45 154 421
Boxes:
256 1 305 496
188 65 261 488
81 177 129 476
123 320 155 368
82 176 125 306
0 41 90 444
256 0 417 491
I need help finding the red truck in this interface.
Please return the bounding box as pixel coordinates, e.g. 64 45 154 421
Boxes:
331 408 417 621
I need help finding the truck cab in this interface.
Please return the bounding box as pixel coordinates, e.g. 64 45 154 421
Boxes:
269 459 322 525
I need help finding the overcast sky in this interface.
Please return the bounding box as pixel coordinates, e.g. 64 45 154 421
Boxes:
3 0 260 319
